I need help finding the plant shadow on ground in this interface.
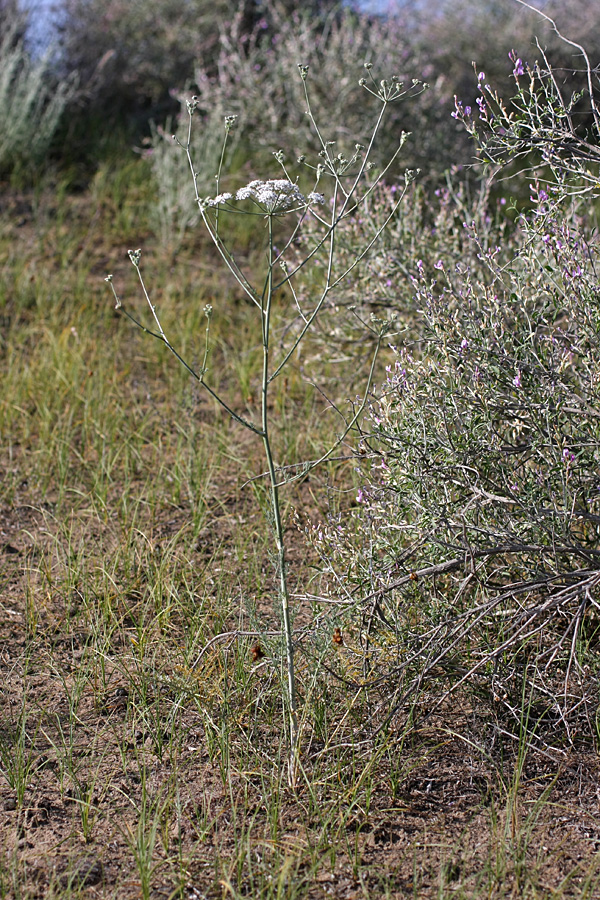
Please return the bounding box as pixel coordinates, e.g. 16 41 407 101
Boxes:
1 175 600 900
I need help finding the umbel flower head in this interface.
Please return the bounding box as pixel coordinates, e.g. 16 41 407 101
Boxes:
205 179 324 214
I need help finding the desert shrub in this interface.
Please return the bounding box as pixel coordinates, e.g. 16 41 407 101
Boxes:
289 172 515 344
304 33 600 748
0 21 77 178
54 0 343 129
145 105 243 248
189 4 464 176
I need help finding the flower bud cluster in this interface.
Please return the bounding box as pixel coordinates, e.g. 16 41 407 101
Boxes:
204 179 324 214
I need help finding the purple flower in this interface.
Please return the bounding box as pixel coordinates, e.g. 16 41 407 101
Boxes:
562 448 575 464
434 260 444 270
451 96 463 120
513 370 522 388
513 58 524 77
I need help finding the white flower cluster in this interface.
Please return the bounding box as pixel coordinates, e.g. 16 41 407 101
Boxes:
206 179 324 213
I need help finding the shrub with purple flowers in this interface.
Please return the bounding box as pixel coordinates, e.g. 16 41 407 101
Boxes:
305 31 600 750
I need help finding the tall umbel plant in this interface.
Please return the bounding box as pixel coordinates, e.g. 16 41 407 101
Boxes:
107 66 425 781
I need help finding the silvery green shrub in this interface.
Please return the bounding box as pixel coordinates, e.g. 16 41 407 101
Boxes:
146 103 241 248
290 172 512 339
0 27 76 176
306 43 600 745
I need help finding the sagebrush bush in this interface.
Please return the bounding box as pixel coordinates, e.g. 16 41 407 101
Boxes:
190 4 464 176
145 105 242 248
0 25 76 177
289 172 513 341
305 38 600 748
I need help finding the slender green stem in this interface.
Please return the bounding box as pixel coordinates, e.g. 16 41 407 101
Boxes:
107 275 264 436
262 216 299 782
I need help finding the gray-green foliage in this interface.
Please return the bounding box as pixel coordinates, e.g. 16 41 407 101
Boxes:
0 27 76 176
147 105 241 248
308 43 600 744
190 5 459 174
